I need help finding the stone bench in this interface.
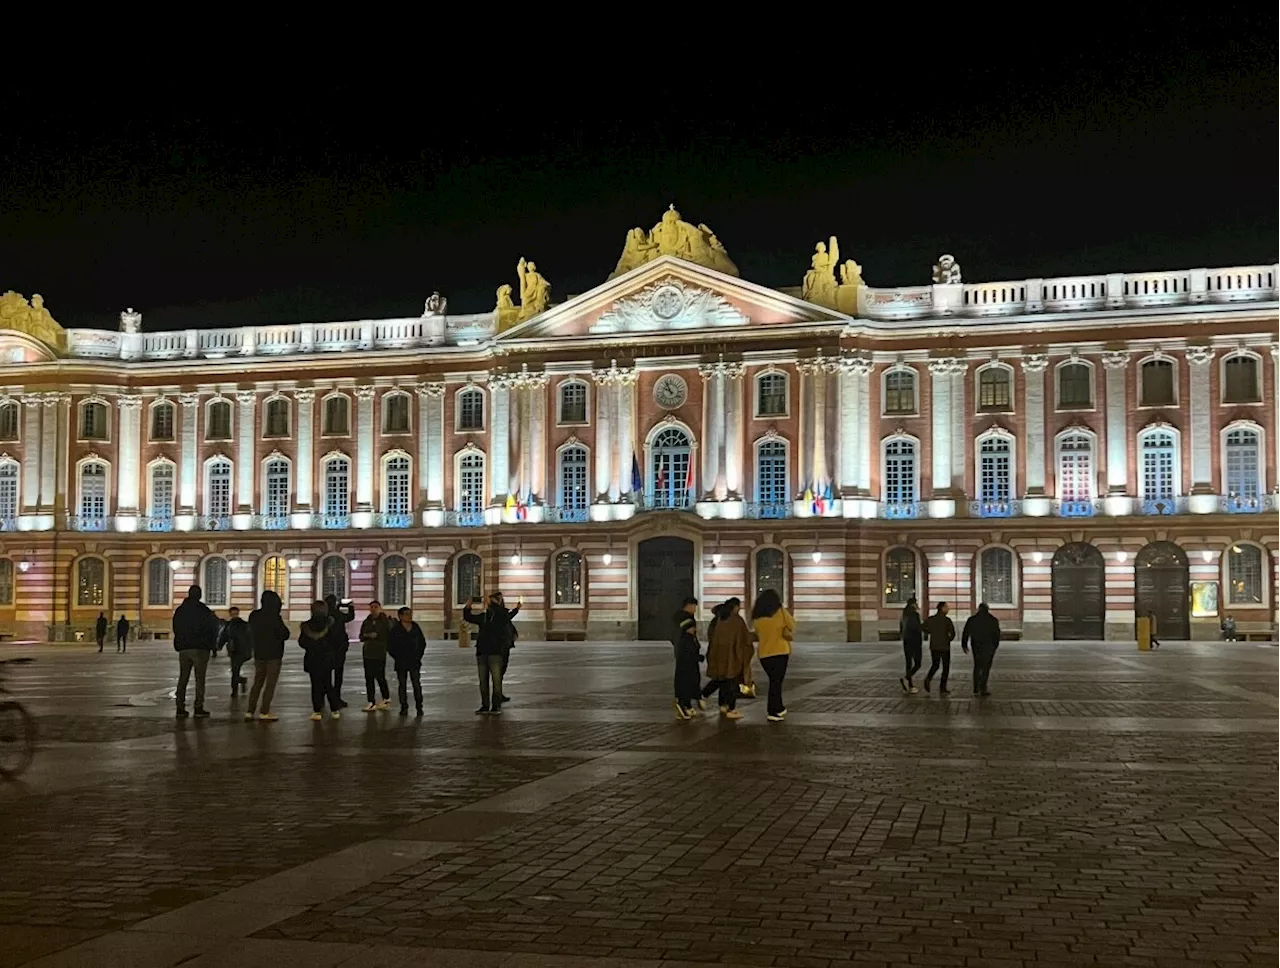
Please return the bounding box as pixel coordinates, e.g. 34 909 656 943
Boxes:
1231 622 1276 642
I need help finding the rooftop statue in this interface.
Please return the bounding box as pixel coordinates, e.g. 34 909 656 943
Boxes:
423 292 448 316
494 283 519 332
932 254 962 284
516 258 550 320
610 205 739 278
839 259 864 288
801 236 840 308
0 291 65 350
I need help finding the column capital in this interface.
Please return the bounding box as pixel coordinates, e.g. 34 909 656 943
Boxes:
697 362 719 381
117 393 143 412
1270 342 1280 359
354 385 377 402
294 387 316 404
1020 353 1049 373
236 389 257 406
613 367 638 386
179 392 200 409
721 362 745 379
928 357 965 376
21 393 44 408
416 382 446 398
1101 350 1130 370
840 355 873 376
491 373 515 390
43 392 70 408
1185 345 1215 366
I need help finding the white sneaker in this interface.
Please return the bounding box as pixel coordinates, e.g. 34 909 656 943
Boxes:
719 705 730 715
310 712 322 721
724 709 743 720
767 714 784 722
362 703 377 712
697 697 707 710
258 713 278 722
243 712 254 721
674 703 690 721
375 700 390 710
331 710 341 720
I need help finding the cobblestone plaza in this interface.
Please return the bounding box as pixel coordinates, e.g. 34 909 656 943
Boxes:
0 638 1274 967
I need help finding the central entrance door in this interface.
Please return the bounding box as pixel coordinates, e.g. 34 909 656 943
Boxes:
637 536 694 640
1052 542 1105 640
1135 541 1190 640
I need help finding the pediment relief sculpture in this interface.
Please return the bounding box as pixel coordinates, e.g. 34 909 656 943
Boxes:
591 280 749 334
610 205 738 279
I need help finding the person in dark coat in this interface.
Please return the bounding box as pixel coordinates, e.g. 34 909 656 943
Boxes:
358 600 392 711
95 612 108 652
116 614 130 653
463 593 518 714
246 590 289 721
299 600 342 719
704 598 751 719
671 597 702 720
324 594 356 707
961 602 1001 696
387 606 428 716
899 596 923 694
922 601 955 695
217 606 253 697
172 585 220 718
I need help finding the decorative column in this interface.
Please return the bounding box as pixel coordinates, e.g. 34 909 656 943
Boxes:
39 394 60 512
116 394 143 524
490 375 511 505
354 385 376 524
591 368 613 503
722 362 745 501
616 367 638 504
294 389 315 513
811 360 828 499
795 361 815 508
927 359 955 516
235 390 257 514
847 358 874 499
1273 344 1280 495
838 359 861 499
49 394 69 524
1101 351 1131 512
1186 346 1215 510
530 374 549 506
418 383 445 515
178 394 199 516
698 363 722 501
950 361 967 496
20 395 40 513
1021 354 1050 515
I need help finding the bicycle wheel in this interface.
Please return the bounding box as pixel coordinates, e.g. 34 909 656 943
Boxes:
0 700 35 779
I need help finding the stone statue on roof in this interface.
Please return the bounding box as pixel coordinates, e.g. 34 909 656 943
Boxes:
610 205 739 278
0 291 65 350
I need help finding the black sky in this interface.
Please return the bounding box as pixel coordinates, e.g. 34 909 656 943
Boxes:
3 12 1275 331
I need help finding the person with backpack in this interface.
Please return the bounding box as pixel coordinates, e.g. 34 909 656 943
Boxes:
299 601 342 720
961 602 1001 697
922 601 956 695
899 596 923 694
387 606 427 716
246 590 289 722
672 597 702 720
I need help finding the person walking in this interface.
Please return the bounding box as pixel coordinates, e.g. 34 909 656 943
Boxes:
899 596 923 694
961 602 1001 696
246 589 289 722
299 600 342 720
172 585 219 718
698 601 727 707
324 594 356 707
95 612 108 653
115 613 130 653
1146 609 1161 649
922 601 956 695
463 593 515 715
751 589 795 722
359 600 392 712
387 606 427 716
704 597 752 720
672 597 702 720
218 606 253 698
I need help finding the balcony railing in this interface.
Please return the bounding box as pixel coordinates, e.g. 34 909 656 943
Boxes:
68 515 109 532
202 515 233 531
745 501 791 520
970 499 1020 518
1221 495 1263 514
882 501 925 519
1141 496 1187 516
253 514 290 530
376 512 414 528
0 516 17 532
319 513 350 529
445 510 486 527
546 505 589 523
1053 499 1098 518
143 516 174 532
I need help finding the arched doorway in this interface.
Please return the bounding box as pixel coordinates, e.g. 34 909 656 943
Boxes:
636 536 694 640
1135 541 1190 640
1052 542 1105 640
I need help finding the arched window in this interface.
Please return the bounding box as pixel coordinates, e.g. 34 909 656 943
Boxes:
207 399 233 440
1223 426 1262 511
882 437 918 514
457 388 485 431
146 558 171 607
977 366 1012 412
79 462 108 521
755 372 787 417
1226 544 1264 605
1056 432 1094 515
1057 361 1093 409
264 458 291 520
558 381 588 424
0 559 13 605
979 547 1015 606
976 434 1014 516
883 367 917 415
206 459 233 521
321 556 347 601
80 400 109 440
383 454 411 521
650 427 692 508
553 550 583 605
1222 353 1261 404
0 401 19 441
262 556 288 599
755 439 788 512
0 461 17 522
323 394 350 436
323 456 350 521
382 555 408 607
383 392 411 434
884 548 916 605
455 552 482 604
76 556 105 606
150 401 175 441
149 462 175 526
1140 358 1175 407
203 557 229 608
1139 428 1178 505
458 452 485 516
754 547 786 603
558 445 589 517
264 397 290 438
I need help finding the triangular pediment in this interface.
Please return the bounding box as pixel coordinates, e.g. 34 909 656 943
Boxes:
496 256 848 343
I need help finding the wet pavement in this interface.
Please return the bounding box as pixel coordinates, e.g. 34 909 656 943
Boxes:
0 637 1274 967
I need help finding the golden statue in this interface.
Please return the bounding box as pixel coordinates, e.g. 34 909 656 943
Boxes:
837 259 864 315
0 291 65 351
839 259 863 288
802 237 840 308
516 258 550 320
495 284 520 332
610 205 738 278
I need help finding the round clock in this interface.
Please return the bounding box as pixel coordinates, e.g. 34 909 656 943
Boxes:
653 374 688 410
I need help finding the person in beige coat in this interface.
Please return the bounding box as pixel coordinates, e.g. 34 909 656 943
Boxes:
704 598 753 719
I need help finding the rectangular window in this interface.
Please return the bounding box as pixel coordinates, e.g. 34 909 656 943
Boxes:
151 405 174 441
207 402 232 440
384 395 411 434
559 449 588 510
1141 361 1175 406
1057 364 1093 408
1224 357 1260 403
147 558 170 607
324 397 349 435
458 391 484 431
80 466 107 519
265 462 290 518
1141 436 1176 500
385 459 411 515
0 466 17 520
980 549 1014 606
81 403 107 440
324 461 350 516
77 559 105 606
884 441 916 506
559 383 587 424
884 371 915 414
150 466 174 519
265 400 290 437
1225 431 1260 502
207 464 232 517
978 370 1011 411
0 560 12 606
0 405 18 441
979 439 1012 505
459 460 484 513
756 374 787 417
756 444 788 506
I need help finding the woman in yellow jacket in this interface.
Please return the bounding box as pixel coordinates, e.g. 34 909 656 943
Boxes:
750 589 795 721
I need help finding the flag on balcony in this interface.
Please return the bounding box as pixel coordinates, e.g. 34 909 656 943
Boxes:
504 493 516 512
654 457 665 496
802 485 813 512
684 457 695 505
813 486 826 516
516 494 529 522
630 453 642 495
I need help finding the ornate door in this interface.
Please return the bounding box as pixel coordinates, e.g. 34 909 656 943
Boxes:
637 537 694 640
1052 542 1105 640
1135 541 1190 640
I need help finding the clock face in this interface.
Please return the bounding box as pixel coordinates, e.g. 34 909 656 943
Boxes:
653 374 687 410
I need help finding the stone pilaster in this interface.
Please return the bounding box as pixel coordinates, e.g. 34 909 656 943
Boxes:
615 368 638 499
39 394 61 511
591 367 614 502
294 389 315 511
235 390 257 514
417 383 445 508
1021 355 1048 496
1186 346 1215 503
698 363 722 500
116 394 143 518
722 363 745 499
489 375 511 505
178 394 199 515
20 395 40 512
1101 351 1130 497
927 359 955 495
354 386 375 514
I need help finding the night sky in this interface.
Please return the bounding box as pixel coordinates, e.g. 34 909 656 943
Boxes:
3 13 1275 332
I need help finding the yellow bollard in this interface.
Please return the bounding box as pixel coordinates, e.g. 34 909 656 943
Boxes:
1136 615 1152 651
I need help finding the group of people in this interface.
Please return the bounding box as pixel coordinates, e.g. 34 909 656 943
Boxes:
672 588 796 722
898 597 1002 696
163 584 526 721
93 612 131 653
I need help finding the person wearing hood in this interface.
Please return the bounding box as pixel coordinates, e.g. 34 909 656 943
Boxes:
172 585 220 718
899 596 923 694
217 606 253 698
246 590 290 722
462 592 518 715
300 600 342 720
324 594 356 708
961 602 1001 697
704 598 752 720
387 606 428 716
